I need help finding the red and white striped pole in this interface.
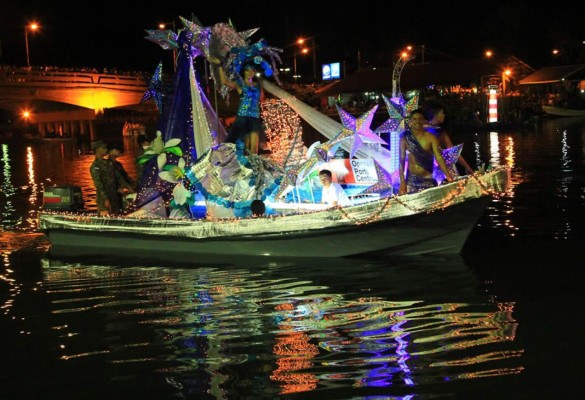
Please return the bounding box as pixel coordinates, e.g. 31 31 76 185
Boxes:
488 87 498 122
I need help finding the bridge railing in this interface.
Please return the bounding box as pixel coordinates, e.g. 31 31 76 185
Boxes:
0 67 146 88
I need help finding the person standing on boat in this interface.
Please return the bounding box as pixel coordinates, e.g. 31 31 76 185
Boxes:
108 145 136 210
398 109 454 195
89 140 133 216
422 99 474 177
219 63 265 155
319 169 351 207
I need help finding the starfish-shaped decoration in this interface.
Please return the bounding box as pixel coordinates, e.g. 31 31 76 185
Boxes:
375 94 407 135
295 156 319 183
359 160 396 196
336 104 386 159
403 91 420 116
273 166 301 200
311 140 338 163
141 61 166 113
179 16 211 58
144 29 179 50
433 144 463 183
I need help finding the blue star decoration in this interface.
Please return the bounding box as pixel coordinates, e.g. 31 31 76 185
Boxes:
336 104 387 159
141 61 166 113
433 144 463 183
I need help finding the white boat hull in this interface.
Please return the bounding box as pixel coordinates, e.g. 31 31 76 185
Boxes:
542 105 585 117
39 167 510 262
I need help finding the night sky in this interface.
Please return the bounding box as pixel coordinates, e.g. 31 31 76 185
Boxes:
1 0 583 75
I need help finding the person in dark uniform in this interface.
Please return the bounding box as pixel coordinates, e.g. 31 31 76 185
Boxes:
108 145 136 210
89 141 133 216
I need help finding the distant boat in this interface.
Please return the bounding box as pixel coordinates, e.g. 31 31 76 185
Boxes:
542 105 585 117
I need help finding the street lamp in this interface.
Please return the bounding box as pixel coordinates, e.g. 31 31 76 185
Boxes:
297 37 317 81
24 22 39 68
159 21 177 72
293 47 309 82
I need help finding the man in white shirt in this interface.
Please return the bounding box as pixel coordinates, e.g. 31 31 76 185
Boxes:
319 169 351 207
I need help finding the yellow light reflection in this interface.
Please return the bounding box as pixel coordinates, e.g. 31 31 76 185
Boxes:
488 132 500 168
26 146 38 205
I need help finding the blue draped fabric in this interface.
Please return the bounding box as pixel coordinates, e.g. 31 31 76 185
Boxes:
130 30 201 214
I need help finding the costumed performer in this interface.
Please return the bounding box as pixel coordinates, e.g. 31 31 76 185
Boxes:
219 62 265 155
398 109 453 195
422 99 474 177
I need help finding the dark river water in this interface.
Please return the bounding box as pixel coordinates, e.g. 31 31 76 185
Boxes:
1 117 584 399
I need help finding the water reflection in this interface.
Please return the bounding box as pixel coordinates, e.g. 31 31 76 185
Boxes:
2 120 584 398
1 252 523 398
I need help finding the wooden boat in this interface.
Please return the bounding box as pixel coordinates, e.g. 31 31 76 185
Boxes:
542 105 585 117
38 167 510 262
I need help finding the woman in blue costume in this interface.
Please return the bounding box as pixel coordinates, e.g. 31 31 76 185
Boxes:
220 63 265 155
398 109 453 195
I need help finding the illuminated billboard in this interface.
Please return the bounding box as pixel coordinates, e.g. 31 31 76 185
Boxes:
322 62 341 81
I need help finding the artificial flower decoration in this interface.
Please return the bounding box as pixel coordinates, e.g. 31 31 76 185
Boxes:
159 157 186 183
136 131 183 168
171 183 192 206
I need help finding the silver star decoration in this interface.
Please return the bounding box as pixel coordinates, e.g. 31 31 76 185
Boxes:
144 29 179 50
375 94 407 134
403 91 420 116
179 16 211 58
336 104 387 159
360 160 396 196
433 144 463 183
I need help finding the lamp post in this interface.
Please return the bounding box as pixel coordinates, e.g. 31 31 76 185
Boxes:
297 37 316 81
24 22 39 68
293 49 298 82
159 21 177 72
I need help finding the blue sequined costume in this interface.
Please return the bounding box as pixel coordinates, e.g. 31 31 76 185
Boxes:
226 83 263 144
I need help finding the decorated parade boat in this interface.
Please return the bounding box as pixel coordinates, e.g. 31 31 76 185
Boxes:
39 167 509 261
38 16 511 262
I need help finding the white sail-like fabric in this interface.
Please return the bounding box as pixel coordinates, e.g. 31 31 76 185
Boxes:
190 63 214 156
262 80 394 173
